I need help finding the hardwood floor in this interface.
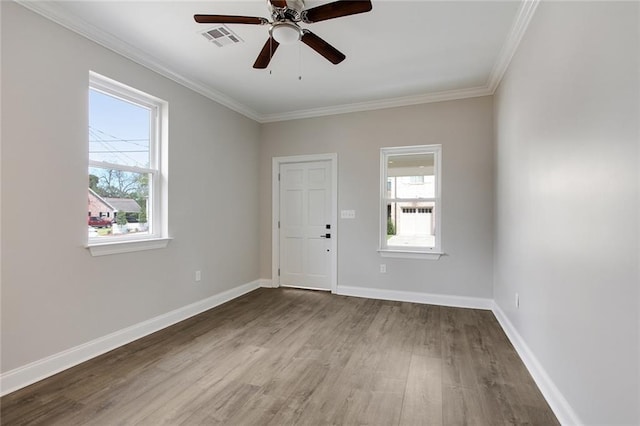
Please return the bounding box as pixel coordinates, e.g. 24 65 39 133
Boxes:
1 288 558 425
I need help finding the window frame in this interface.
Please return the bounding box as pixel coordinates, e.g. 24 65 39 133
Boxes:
87 72 170 256
379 144 443 260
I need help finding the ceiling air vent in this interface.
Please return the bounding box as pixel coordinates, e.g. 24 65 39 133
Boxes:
201 25 244 47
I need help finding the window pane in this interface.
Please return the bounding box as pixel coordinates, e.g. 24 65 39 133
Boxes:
88 167 150 238
89 89 150 168
387 153 435 198
386 201 436 248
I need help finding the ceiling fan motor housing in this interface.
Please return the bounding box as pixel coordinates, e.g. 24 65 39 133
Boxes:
268 0 305 22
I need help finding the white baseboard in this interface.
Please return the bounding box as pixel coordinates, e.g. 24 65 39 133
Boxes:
336 285 493 310
0 280 261 397
492 303 582 426
259 278 277 288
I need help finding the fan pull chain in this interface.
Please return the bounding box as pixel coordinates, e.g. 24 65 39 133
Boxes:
269 38 273 75
298 42 303 81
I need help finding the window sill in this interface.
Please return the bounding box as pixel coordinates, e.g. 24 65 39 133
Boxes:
87 237 172 257
378 249 444 260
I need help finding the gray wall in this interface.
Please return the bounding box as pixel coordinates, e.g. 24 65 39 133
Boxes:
260 97 494 298
494 2 639 424
1 2 261 372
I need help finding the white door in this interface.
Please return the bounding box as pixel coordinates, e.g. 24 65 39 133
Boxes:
279 160 332 291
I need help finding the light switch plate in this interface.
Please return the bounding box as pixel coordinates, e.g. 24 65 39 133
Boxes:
341 210 356 219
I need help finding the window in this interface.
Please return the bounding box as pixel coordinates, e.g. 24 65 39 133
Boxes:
87 72 169 255
380 145 442 259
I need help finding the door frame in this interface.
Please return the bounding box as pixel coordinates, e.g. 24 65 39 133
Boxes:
272 153 338 293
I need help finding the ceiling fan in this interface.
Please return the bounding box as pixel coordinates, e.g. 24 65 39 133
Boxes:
194 0 373 69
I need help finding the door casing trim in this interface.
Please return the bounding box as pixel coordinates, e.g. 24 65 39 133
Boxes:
272 153 338 293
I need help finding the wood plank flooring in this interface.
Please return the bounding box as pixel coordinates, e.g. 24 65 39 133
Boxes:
1 288 559 425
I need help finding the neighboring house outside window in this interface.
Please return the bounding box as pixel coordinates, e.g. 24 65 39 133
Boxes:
87 72 169 255
88 188 116 220
380 145 442 259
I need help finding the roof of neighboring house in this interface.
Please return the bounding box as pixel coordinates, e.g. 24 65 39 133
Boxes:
104 198 142 213
89 188 117 211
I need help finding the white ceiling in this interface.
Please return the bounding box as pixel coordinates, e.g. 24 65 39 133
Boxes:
18 0 539 122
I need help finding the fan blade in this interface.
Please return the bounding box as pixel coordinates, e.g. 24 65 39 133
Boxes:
269 0 288 8
194 14 268 25
302 0 372 23
253 37 280 69
301 30 345 64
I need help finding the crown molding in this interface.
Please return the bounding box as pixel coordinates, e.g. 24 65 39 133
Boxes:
14 0 263 123
487 0 540 93
265 0 542 123
260 85 493 123
15 0 539 124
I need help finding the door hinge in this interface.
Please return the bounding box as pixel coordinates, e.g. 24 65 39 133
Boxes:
278 221 280 229
278 173 280 181
278 268 280 276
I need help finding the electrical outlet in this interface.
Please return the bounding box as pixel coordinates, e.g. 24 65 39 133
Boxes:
515 293 519 308
195 270 202 282
380 264 386 273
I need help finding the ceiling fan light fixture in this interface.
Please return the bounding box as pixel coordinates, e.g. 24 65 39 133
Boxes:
269 22 301 44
